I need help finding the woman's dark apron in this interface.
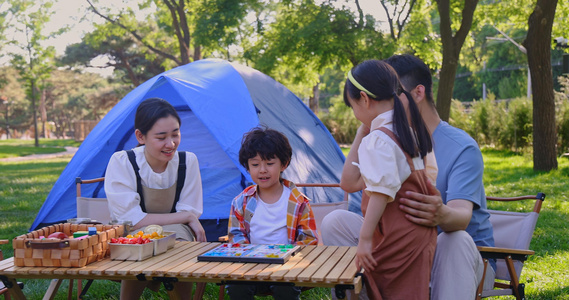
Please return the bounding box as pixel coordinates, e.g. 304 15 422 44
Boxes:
126 150 196 241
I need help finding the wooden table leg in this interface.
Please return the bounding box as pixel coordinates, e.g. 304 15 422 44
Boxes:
43 279 63 300
2 277 27 300
354 275 362 294
166 288 181 300
218 284 226 300
77 279 82 300
67 279 74 300
193 282 206 300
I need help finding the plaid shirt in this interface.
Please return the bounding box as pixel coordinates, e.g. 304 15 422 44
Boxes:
228 179 319 245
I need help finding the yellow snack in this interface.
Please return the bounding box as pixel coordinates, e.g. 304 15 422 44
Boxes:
144 224 163 235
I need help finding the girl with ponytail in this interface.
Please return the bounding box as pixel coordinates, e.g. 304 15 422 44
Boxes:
340 59 436 299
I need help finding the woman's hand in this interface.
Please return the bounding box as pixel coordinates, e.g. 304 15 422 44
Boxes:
187 215 206 242
355 236 376 272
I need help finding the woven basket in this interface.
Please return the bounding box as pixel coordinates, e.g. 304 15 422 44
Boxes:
12 223 124 267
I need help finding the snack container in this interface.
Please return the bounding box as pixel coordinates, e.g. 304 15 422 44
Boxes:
153 232 176 255
109 242 154 261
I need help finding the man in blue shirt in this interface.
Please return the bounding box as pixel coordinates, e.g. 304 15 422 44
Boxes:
322 54 495 299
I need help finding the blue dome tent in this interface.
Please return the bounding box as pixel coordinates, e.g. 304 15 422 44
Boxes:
31 59 360 240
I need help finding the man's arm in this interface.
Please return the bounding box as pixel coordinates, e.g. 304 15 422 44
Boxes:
399 180 472 232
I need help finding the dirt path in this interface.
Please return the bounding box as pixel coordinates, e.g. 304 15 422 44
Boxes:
0 146 78 162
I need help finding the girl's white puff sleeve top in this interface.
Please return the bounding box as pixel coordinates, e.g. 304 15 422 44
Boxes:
104 146 203 225
355 111 437 202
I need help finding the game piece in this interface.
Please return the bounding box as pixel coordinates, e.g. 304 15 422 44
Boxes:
73 231 89 238
197 243 301 264
88 227 97 235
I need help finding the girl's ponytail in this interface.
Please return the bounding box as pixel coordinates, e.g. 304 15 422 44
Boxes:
392 93 417 157
402 90 432 158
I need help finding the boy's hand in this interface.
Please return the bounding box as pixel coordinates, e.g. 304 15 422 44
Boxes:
355 236 377 272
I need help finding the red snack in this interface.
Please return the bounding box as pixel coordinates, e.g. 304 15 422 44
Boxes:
47 232 69 240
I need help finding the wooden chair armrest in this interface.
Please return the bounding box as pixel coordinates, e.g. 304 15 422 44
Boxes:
0 240 8 245
477 246 535 255
477 246 534 261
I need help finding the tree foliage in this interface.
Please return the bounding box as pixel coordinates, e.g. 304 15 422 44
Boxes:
86 0 259 67
61 29 166 86
397 0 441 69
0 67 29 138
245 0 395 108
42 69 126 138
7 0 60 145
0 2 11 54
0 0 566 170
374 0 417 41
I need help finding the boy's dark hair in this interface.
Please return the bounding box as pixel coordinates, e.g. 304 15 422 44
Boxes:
384 54 435 106
135 98 181 135
239 127 293 170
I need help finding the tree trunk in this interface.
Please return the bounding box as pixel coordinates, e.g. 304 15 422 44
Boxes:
2 100 9 139
523 0 558 171
435 0 479 121
31 79 39 147
194 45 202 61
40 89 48 138
122 57 140 86
436 54 459 122
309 83 320 113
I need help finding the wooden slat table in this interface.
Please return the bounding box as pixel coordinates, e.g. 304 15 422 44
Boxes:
0 242 362 299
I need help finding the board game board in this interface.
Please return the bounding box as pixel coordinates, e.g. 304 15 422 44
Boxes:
197 243 301 264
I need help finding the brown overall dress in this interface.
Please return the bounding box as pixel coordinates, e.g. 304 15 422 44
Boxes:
362 127 436 300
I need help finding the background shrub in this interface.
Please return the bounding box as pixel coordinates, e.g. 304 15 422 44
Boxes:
450 96 533 152
555 76 569 154
320 77 569 155
500 98 533 151
319 95 359 145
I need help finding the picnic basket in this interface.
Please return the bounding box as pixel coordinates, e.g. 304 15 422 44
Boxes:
12 223 124 267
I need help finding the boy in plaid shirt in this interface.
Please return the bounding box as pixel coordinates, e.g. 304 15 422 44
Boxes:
227 127 318 299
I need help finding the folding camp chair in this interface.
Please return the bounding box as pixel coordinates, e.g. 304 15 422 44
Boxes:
76 177 110 224
0 240 24 300
476 192 546 300
296 183 349 244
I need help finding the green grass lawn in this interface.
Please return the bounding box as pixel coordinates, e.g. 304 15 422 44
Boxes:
0 139 81 159
1 143 568 299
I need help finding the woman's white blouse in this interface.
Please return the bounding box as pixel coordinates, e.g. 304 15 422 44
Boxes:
355 111 437 202
104 146 203 225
